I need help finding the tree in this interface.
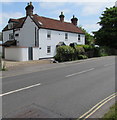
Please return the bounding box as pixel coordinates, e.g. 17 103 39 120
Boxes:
79 26 94 45
94 6 117 48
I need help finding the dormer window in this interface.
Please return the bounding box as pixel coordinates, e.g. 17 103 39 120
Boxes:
8 22 13 29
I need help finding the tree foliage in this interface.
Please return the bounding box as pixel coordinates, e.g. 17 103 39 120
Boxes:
79 26 94 45
94 6 117 48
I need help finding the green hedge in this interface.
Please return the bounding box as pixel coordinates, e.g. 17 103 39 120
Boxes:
54 44 112 62
54 46 75 62
77 45 94 58
54 45 87 62
93 46 111 57
78 45 94 52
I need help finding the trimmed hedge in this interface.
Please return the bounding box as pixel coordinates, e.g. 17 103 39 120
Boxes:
54 45 86 62
54 46 75 62
77 45 94 58
54 44 113 62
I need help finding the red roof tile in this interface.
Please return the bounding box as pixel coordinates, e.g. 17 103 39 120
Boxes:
2 14 84 34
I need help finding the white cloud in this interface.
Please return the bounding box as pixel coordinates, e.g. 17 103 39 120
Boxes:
52 9 71 15
81 2 115 16
83 23 101 33
82 5 102 16
39 2 65 9
1 0 116 2
2 12 24 19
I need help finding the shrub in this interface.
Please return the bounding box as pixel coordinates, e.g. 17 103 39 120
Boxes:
93 47 100 57
54 45 87 62
78 55 88 60
78 45 94 52
75 46 85 54
74 46 85 60
54 46 75 62
98 46 111 56
77 45 94 58
93 46 111 57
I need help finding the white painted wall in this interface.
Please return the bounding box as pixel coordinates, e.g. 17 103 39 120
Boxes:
39 29 85 59
3 30 13 43
3 16 85 61
0 45 2 53
18 16 38 47
33 47 39 60
5 47 28 61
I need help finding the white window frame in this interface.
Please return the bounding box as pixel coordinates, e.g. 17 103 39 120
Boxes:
78 34 81 42
47 30 51 39
9 33 14 40
65 33 68 40
47 46 51 54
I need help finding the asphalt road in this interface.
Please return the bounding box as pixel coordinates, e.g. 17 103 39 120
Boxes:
2 56 115 118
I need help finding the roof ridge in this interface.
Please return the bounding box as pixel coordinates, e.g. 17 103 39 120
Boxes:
34 14 72 25
3 14 84 34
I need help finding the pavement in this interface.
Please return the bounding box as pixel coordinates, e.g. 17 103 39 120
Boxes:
3 59 52 68
2 56 112 78
1 56 116 119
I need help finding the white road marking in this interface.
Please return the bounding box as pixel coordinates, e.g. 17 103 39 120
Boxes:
104 63 114 67
0 83 41 97
66 68 95 77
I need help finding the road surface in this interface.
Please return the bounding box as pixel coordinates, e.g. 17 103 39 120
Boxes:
2 56 115 118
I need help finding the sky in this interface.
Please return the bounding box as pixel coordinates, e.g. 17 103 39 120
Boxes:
0 0 116 34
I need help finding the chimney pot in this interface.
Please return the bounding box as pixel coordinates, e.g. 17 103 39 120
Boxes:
25 2 34 16
30 2 32 5
71 15 78 26
59 12 65 22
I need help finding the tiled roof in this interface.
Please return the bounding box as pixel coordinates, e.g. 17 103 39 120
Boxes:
3 17 26 31
3 40 17 47
2 14 84 34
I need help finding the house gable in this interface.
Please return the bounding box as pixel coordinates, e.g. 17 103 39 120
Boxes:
17 16 38 47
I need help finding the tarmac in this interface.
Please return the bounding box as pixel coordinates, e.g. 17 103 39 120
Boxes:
1 57 116 119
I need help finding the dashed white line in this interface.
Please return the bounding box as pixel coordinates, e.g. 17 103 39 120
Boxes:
66 68 95 78
104 63 114 67
0 83 41 97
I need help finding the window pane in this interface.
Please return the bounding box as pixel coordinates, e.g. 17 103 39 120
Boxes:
65 33 68 39
9 33 14 40
47 31 51 39
47 46 51 53
78 34 80 41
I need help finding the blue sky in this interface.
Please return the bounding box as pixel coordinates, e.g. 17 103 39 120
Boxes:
0 1 116 34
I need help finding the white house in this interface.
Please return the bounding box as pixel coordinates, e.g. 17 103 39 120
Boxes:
2 2 85 61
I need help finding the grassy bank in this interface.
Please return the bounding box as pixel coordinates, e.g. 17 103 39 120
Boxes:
103 102 117 119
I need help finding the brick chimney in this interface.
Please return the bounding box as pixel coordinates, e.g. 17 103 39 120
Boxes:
25 2 34 16
71 15 78 26
59 12 65 22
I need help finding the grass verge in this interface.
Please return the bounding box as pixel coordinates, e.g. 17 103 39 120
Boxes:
102 102 117 120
